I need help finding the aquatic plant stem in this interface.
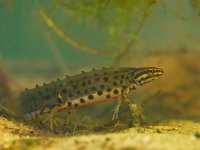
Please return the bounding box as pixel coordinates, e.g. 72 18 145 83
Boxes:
38 9 117 58
43 32 68 74
113 2 153 65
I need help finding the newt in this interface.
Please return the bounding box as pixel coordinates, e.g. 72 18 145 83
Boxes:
14 67 163 130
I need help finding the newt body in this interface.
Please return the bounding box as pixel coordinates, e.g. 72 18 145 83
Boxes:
18 67 163 129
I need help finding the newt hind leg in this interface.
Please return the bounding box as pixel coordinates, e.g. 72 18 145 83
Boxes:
40 105 58 130
40 93 70 131
40 103 68 131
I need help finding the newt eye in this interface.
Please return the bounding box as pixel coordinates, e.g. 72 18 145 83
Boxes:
149 69 153 73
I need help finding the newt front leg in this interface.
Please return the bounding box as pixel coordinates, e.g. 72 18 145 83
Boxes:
112 98 123 120
122 88 145 126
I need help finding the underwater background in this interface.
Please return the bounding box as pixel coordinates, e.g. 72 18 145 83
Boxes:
0 0 200 69
0 0 200 149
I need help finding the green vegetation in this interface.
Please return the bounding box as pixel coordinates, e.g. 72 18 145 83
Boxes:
0 0 199 65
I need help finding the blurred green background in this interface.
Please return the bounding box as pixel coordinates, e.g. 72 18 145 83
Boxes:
0 0 199 71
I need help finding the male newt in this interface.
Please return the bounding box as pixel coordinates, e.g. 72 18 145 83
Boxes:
16 67 163 130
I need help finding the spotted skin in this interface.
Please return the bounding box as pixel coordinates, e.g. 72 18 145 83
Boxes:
19 67 163 128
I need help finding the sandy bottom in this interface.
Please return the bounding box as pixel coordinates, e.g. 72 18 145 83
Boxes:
0 52 200 150
0 117 199 150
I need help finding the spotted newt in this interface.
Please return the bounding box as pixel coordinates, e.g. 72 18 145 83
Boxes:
16 67 163 130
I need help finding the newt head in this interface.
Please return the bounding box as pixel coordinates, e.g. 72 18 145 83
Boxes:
131 67 164 86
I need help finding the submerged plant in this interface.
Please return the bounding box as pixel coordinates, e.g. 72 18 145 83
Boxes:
39 0 158 64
